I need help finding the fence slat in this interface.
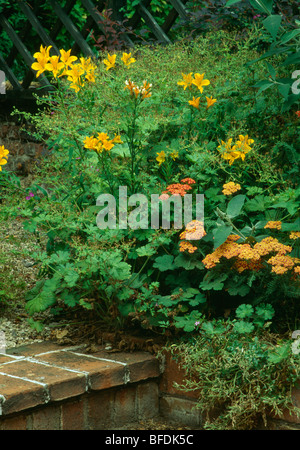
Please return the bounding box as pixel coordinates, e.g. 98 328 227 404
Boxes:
49 0 95 57
17 0 60 55
81 0 134 48
137 3 172 44
0 51 23 90
0 13 50 87
168 0 190 20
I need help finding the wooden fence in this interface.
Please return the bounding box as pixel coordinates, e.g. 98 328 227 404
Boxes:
0 0 190 91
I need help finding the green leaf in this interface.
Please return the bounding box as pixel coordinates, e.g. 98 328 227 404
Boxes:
200 273 228 291
213 225 232 249
255 304 274 320
153 255 175 272
280 29 300 45
249 0 273 14
268 343 290 364
236 304 254 319
262 15 282 40
225 0 241 6
226 194 246 218
254 79 274 95
233 321 255 334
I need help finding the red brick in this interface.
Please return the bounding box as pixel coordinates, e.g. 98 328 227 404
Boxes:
31 404 61 430
0 374 46 415
159 350 200 399
0 355 20 365
0 414 27 430
62 399 85 430
113 385 137 425
34 350 126 391
0 359 86 401
80 348 161 383
6 342 63 358
137 381 159 419
87 390 114 430
159 395 202 427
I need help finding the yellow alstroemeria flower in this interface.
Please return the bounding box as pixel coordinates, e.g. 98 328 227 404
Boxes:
156 151 166 166
192 73 210 93
177 72 194 90
121 52 136 67
45 55 65 78
111 134 123 144
33 45 52 61
235 135 254 152
83 136 99 150
170 150 179 161
103 53 116 70
60 49 78 66
206 96 217 109
188 96 200 110
0 145 9 171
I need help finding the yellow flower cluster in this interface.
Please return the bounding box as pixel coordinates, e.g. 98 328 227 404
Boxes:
218 135 254 165
180 220 206 241
290 231 300 240
222 181 241 195
31 46 96 92
179 241 198 253
103 52 136 70
83 132 122 153
156 149 179 166
124 79 152 100
0 145 9 171
264 221 282 230
178 72 216 110
202 234 300 276
179 220 206 254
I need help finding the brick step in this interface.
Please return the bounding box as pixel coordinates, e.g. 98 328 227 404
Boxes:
0 341 161 429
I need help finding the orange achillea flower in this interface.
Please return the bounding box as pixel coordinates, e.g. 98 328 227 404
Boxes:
295 111 300 118
181 178 196 185
202 233 298 276
290 231 300 240
180 220 206 241
267 254 295 275
222 181 241 195
179 241 197 253
253 237 292 256
264 221 282 230
164 183 192 197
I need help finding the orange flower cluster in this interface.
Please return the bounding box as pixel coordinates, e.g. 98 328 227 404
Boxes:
264 221 282 230
179 220 206 254
162 183 191 197
124 79 152 100
290 231 300 240
202 235 300 276
180 220 206 241
179 241 197 253
222 181 241 195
